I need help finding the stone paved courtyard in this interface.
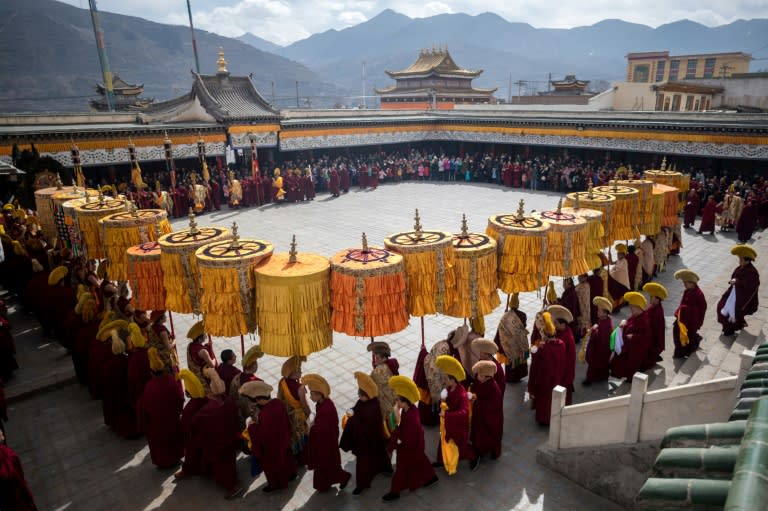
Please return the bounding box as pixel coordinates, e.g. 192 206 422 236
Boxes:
5 180 765 511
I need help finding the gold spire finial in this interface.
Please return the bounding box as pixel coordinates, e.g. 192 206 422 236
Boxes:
412 208 423 240
574 191 581 209
587 182 594 199
516 199 526 220
361 232 369 253
98 187 105 204
660 156 667 171
154 223 162 239
188 208 200 235
55 172 63 190
611 179 618 192
288 234 298 263
217 47 228 74
229 222 241 250
556 198 563 215
460 213 469 237
130 200 138 217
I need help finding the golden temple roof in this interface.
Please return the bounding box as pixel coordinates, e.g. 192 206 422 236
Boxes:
386 46 481 78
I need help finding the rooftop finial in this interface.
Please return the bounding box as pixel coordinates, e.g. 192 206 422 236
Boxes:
460 213 469 237
288 235 298 263
217 47 228 74
188 208 199 235
660 156 667 171
516 199 526 220
361 232 369 253
229 222 241 250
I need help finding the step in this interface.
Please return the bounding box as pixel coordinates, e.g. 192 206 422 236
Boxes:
661 421 747 449
653 446 739 479
635 478 731 511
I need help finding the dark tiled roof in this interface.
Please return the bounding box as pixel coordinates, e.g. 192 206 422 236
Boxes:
193 73 278 122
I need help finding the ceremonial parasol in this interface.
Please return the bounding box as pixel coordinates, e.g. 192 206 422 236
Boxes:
445 214 500 319
60 197 88 256
593 181 640 242
34 175 72 243
644 157 689 212
158 211 231 314
329 233 408 338
615 179 657 236
52 188 97 251
99 205 172 281
654 183 680 228
561 194 605 271
126 236 165 311
255 235 332 357
196 223 273 354
647 186 664 236
384 209 456 347
563 183 615 248
486 199 551 294
532 199 589 278
74 191 127 260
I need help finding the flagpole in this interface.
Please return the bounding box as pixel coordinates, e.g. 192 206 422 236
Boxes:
186 0 201 74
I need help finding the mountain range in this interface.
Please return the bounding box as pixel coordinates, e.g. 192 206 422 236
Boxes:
1 0 766 113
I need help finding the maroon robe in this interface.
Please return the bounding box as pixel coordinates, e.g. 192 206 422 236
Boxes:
302 175 315 200
102 352 140 438
0 444 38 511
180 397 209 475
528 339 565 425
587 274 605 324
0 315 18 382
585 317 613 382
339 397 392 490
625 253 640 291
305 398 350 491
263 175 273 203
559 286 581 340
369 166 379 189
435 383 474 463
717 262 760 334
674 285 707 358
470 377 502 458
42 285 76 346
512 164 523 188
87 338 112 399
643 303 666 369
329 169 340 196
210 180 221 210
558 327 576 405
253 174 263 206
502 164 512 187
358 166 368 189
683 190 700 227
138 373 184 468
126 348 152 420
192 396 241 492
248 398 297 490
492 358 506 397
412 346 436 426
216 364 241 396
698 198 717 234
610 312 652 380
388 404 436 494
736 202 758 243
340 167 350 192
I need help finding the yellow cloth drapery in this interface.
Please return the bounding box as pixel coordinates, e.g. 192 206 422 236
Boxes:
561 207 605 271
446 233 500 318
439 401 459 475
593 185 640 242
100 210 171 281
487 214 550 293
126 242 165 311
75 198 127 260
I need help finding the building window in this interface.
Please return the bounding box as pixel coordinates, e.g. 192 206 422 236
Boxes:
663 97 671 111
694 99 700 111
685 59 698 79
703 58 716 78
685 95 694 111
671 94 682 111
669 60 680 80
704 98 710 110
655 61 666 82
655 94 665 110
633 64 650 82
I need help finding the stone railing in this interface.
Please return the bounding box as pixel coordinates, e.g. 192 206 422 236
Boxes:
548 350 755 450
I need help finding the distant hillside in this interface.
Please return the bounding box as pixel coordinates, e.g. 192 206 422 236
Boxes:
237 33 284 55
0 0 345 112
280 10 768 98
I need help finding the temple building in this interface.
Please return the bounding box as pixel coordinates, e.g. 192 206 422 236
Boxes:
375 46 496 109
90 75 154 111
544 75 592 95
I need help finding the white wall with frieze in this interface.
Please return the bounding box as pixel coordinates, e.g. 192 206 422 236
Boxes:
229 131 278 148
279 129 768 159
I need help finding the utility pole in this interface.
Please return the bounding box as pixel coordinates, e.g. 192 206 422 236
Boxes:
719 63 732 78
271 81 275 105
513 80 528 103
88 0 115 111
548 73 552 93
362 61 367 109
295 81 300 108
508 72 512 103
186 0 201 73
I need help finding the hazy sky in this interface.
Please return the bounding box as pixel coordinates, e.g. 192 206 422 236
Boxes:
61 0 768 46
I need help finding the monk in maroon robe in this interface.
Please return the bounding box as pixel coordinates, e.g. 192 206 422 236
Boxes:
470 362 503 460
194 394 242 498
138 364 184 468
683 189 700 228
554 319 576 405
674 274 707 358
302 172 315 200
102 337 140 438
558 277 581 341
339 385 392 495
642 296 666 369
0 313 18 382
512 163 523 188
717 254 760 335
126 346 152 425
584 300 613 384
626 246 640 291
263 174 273 204
434 373 475 467
587 269 605 324
736 200 758 243
210 180 222 210
88 327 114 399
502 162 512 187
247 392 297 492
698 196 717 234
0 436 38 511
329 168 341 197
610 295 652 380
216 350 241 395
340 166 350 192
527 322 565 426
304 375 351 492
177 395 209 477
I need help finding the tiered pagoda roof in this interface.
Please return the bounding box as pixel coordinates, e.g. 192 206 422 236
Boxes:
385 46 482 79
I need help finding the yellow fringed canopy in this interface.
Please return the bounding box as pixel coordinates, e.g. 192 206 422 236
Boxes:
616 179 656 236
255 252 332 357
196 238 273 337
561 206 605 271
532 209 590 278
329 247 408 337
126 242 165 311
158 226 232 314
99 209 172 281
75 198 127 260
383 230 456 317
564 191 615 247
654 183 680 228
646 187 664 236
52 189 98 250
35 185 77 245
486 214 550 293
644 170 689 212
445 232 500 318
61 198 88 256
593 185 640 242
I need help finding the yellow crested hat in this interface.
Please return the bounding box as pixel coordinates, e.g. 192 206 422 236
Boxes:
242 344 264 368
541 311 556 337
731 244 757 260
547 304 574 323
435 355 466 382
354 371 378 398
129 322 146 348
178 368 205 399
96 319 129 342
48 266 68 286
148 347 165 372
239 381 273 399
302 373 331 398
616 243 628 254
624 291 647 309
593 296 613 313
642 282 668 300
186 320 205 340
388 375 419 405
472 360 497 379
674 269 699 284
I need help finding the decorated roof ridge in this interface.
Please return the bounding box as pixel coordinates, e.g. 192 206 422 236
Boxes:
96 75 144 93
374 85 498 94
191 70 279 121
386 47 482 78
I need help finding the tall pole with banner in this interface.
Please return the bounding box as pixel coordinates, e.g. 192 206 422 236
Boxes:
164 132 176 189
250 135 259 179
